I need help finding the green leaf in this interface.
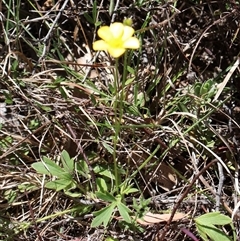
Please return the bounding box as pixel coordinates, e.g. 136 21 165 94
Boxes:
84 13 94 24
32 157 63 175
76 160 90 178
4 91 13 104
96 178 108 192
91 203 116 227
4 189 17 203
31 162 52 175
96 191 116 202
95 21 102 27
102 141 114 154
61 150 74 173
64 190 81 198
117 202 131 223
196 212 231 226
197 224 232 241
37 104 52 112
120 186 138 195
136 92 145 107
32 157 72 180
178 102 188 112
127 66 135 74
45 179 73 191
195 212 235 241
92 0 97 23
72 204 92 216
125 77 134 86
194 82 201 96
94 166 115 180
18 183 37 192
196 224 209 241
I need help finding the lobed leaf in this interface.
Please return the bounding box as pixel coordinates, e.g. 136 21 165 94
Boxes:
91 203 115 227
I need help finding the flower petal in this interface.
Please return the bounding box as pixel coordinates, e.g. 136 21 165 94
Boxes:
123 37 140 49
110 22 124 39
93 40 108 51
122 26 135 41
108 46 126 58
98 26 113 42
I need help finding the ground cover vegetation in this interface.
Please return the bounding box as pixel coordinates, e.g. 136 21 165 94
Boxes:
0 0 240 240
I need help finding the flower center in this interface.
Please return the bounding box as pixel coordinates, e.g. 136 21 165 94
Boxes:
109 38 123 48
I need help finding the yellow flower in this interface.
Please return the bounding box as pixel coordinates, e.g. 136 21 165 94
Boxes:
93 22 140 58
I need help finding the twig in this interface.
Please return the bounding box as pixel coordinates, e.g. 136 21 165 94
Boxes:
157 159 218 240
188 11 234 75
38 0 69 62
65 122 97 192
216 162 224 211
24 191 44 241
110 0 120 22
0 121 51 160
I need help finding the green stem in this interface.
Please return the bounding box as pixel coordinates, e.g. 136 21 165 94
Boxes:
109 0 115 16
119 52 128 121
113 58 120 193
19 205 81 232
113 58 119 97
113 53 129 194
122 51 128 93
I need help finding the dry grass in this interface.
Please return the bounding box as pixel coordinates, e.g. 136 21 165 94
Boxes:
0 0 240 240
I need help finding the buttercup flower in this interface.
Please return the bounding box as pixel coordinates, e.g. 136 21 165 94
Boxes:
93 22 140 58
